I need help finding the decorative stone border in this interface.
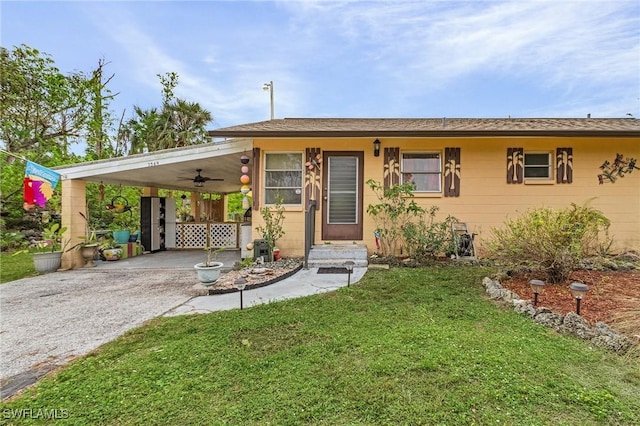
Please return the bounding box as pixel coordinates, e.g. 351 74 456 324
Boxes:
482 277 634 355
207 263 303 295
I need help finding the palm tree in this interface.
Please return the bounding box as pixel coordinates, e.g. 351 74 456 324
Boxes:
123 100 212 153
163 99 213 148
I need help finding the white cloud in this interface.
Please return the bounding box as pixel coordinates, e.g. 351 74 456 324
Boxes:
78 0 640 121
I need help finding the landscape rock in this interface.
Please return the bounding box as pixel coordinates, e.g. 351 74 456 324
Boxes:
533 312 564 328
615 251 640 263
513 300 536 317
559 312 594 339
590 322 634 354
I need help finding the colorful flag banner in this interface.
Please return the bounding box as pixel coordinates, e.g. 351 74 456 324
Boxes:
23 161 60 209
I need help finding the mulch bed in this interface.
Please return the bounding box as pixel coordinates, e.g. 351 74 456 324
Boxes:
500 269 640 339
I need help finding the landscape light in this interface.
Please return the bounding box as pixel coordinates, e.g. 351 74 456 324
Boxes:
344 261 355 286
569 282 589 315
235 278 248 310
529 279 545 306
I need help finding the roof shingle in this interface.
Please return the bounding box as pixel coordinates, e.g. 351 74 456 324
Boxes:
208 117 640 138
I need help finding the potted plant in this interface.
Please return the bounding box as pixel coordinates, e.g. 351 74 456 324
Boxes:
66 212 100 267
76 230 99 267
13 223 68 273
255 195 285 261
194 246 225 285
100 234 123 261
109 208 137 244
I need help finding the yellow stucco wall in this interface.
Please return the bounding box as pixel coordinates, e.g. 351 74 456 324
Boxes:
252 136 639 257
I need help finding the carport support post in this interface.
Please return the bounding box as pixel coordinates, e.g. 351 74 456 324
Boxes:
61 179 88 270
190 193 200 221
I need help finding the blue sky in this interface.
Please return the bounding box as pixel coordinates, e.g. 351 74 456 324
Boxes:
2 0 639 130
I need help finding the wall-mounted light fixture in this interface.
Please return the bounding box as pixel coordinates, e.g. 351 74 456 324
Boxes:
373 139 381 157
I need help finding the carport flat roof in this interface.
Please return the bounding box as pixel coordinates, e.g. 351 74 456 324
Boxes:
54 138 253 194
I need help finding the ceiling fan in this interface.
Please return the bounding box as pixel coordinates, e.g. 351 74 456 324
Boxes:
181 169 224 187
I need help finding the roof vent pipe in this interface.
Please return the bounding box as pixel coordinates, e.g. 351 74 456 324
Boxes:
442 117 447 128
587 113 591 118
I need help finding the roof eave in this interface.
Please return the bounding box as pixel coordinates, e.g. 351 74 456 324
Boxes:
208 130 640 138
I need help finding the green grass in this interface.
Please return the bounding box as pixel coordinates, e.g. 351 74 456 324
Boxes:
0 251 36 283
2 266 639 425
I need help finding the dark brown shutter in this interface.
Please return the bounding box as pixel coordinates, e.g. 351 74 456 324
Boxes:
507 148 524 184
383 147 400 189
556 147 573 184
305 147 321 209
252 147 260 210
444 147 461 197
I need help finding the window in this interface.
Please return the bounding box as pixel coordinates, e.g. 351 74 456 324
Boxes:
264 152 303 204
401 152 442 192
524 152 552 179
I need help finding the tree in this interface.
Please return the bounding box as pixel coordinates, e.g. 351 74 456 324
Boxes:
161 99 212 148
120 73 213 153
0 45 93 160
85 58 118 160
366 179 424 257
0 45 118 234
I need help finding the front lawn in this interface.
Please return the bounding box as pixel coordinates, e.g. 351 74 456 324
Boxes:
2 266 638 425
0 251 35 284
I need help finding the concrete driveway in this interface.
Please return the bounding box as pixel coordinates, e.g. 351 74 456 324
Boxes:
0 250 238 399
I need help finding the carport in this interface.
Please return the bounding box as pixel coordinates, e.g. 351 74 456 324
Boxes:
54 138 254 269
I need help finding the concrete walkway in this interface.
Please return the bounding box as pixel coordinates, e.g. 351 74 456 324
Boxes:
0 250 367 399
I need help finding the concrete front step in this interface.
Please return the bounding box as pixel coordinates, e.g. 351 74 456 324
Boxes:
306 244 368 268
307 259 369 268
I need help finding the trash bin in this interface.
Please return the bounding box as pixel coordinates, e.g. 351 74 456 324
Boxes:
253 239 272 261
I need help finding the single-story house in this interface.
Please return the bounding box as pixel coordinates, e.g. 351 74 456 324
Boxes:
56 117 639 268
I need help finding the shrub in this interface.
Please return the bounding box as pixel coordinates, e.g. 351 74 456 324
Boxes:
402 205 458 259
366 180 457 261
486 202 611 283
255 194 285 251
366 179 424 257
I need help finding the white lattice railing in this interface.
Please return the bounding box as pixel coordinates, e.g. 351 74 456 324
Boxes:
176 223 239 249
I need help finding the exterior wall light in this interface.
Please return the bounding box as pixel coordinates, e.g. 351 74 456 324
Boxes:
569 282 589 315
529 279 545 306
373 139 381 157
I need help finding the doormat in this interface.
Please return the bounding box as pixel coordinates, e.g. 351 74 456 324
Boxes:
317 267 349 274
